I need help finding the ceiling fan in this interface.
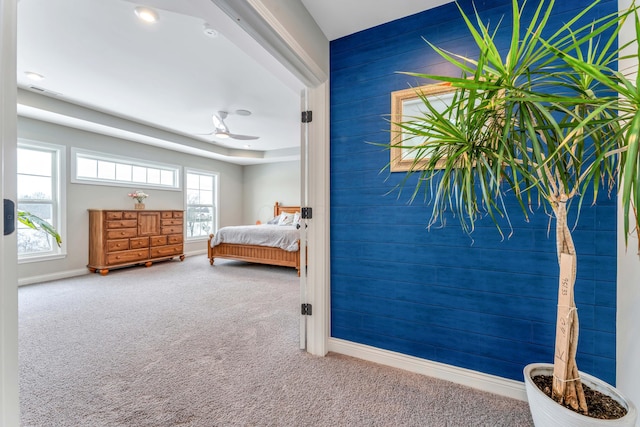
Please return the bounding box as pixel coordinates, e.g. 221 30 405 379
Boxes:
210 110 259 140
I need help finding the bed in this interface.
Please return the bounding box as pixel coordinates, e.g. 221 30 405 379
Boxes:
207 202 301 275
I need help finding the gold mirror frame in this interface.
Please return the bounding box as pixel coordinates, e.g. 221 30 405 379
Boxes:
390 83 456 172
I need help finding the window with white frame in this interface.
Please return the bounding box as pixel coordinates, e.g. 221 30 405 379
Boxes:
185 170 218 240
72 148 180 190
17 141 65 259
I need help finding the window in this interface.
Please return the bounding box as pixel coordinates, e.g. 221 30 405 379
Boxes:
72 148 180 190
17 141 66 260
185 170 218 240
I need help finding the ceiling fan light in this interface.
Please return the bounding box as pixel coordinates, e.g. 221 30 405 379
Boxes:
134 7 159 23
215 131 230 139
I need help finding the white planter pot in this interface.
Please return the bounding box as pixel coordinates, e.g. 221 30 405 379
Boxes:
524 363 637 427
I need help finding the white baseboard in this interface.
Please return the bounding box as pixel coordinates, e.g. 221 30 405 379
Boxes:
18 268 89 286
18 252 206 286
184 249 207 257
327 337 527 402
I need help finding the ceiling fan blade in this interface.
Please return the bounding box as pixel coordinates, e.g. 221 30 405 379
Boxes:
210 110 258 140
212 113 229 133
228 133 259 140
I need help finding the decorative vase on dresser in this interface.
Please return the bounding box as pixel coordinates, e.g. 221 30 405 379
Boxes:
87 209 185 275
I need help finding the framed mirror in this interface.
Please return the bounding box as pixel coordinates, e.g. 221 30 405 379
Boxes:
390 83 456 172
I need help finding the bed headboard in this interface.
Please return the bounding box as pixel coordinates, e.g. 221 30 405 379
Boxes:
274 202 299 217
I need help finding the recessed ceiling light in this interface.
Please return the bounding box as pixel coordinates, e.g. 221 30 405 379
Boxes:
203 23 218 38
244 144 251 149
25 71 45 81
134 6 159 23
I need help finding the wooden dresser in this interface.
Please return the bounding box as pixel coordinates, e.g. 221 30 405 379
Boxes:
87 209 185 275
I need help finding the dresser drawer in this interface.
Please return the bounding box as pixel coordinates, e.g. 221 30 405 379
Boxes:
105 211 123 220
105 211 137 221
168 234 183 244
161 218 183 226
130 237 149 249
150 244 183 258
107 219 137 229
107 249 149 265
107 239 129 252
161 211 183 219
161 226 182 235
106 228 137 239
150 235 167 246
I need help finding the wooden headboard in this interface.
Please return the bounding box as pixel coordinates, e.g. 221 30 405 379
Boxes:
274 202 300 216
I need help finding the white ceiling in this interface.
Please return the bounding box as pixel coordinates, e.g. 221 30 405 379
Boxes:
302 0 453 41
16 0 449 165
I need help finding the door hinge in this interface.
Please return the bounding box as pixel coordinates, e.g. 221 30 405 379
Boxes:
301 303 312 316
301 207 312 219
301 110 313 123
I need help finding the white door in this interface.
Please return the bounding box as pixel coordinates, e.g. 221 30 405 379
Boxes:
1 0 20 424
299 88 309 349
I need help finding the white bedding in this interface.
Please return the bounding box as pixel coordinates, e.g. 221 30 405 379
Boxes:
210 224 299 252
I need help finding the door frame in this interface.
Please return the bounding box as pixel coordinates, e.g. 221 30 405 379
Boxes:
1 0 19 424
299 88 308 350
212 0 330 356
303 82 329 356
298 82 330 356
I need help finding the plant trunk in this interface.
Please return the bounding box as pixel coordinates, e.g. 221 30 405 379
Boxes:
551 200 588 414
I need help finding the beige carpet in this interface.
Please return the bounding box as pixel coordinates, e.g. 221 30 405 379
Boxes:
19 255 533 426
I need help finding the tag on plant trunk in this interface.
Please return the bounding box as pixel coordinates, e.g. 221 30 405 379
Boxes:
552 253 576 399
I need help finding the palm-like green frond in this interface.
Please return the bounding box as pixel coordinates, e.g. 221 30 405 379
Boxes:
389 0 637 239
17 210 62 247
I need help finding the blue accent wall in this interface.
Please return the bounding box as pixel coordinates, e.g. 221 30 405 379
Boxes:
330 0 618 383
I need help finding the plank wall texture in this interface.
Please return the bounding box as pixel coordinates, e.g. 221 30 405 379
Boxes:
329 0 618 383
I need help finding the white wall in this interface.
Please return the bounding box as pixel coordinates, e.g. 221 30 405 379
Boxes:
17 117 244 284
618 223 640 420
617 0 640 420
243 160 300 224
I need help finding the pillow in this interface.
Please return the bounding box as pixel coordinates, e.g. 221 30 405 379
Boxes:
277 212 294 226
293 212 301 226
266 214 281 225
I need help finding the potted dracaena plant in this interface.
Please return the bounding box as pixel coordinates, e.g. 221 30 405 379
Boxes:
386 0 639 424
